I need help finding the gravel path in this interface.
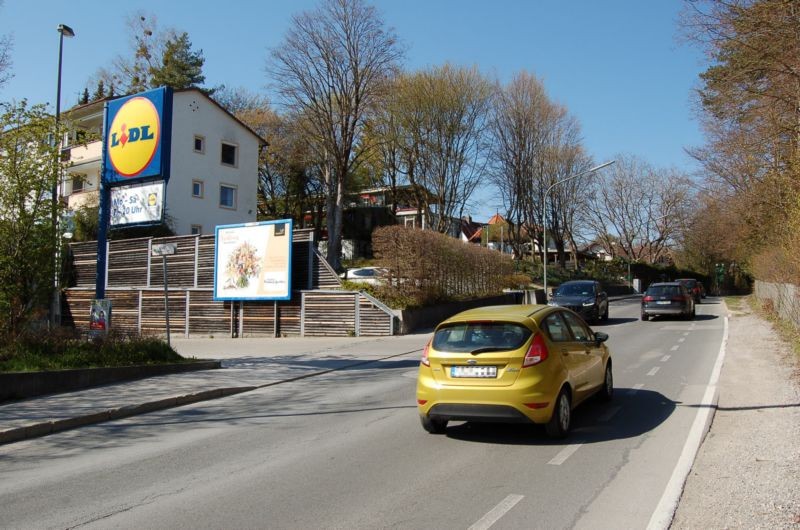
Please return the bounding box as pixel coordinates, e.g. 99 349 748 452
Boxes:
671 300 800 529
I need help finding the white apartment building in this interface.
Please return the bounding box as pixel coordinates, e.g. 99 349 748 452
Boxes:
62 88 265 235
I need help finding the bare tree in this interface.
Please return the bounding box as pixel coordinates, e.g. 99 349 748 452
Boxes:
267 0 402 271
0 2 12 90
585 154 692 263
389 64 494 234
489 71 591 266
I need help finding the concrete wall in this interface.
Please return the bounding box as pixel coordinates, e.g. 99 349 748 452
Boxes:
754 280 800 329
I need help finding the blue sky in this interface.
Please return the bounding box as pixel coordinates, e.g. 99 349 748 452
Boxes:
0 0 706 221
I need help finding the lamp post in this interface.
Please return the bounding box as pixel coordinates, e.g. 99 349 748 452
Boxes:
542 160 614 297
51 23 75 327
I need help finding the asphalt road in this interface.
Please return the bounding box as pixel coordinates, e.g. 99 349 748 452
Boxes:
0 298 727 529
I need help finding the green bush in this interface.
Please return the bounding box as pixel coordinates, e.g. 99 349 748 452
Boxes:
0 328 187 373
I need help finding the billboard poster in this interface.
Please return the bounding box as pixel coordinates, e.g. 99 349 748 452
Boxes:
102 86 173 185
110 180 165 226
89 299 112 335
213 220 293 301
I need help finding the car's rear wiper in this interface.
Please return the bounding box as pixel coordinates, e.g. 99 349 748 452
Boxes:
470 347 507 354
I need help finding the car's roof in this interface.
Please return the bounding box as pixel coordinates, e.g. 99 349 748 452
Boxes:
560 280 596 285
439 304 549 325
649 282 682 287
676 278 696 282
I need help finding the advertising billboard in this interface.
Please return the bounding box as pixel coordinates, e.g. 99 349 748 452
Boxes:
109 180 165 226
213 220 293 301
102 86 172 184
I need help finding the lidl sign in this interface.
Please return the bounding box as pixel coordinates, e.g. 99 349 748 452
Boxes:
102 86 172 184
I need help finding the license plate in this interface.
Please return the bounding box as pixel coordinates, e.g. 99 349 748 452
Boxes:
656 300 671 305
451 365 497 378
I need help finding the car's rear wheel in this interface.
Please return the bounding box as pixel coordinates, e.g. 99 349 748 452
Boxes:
599 364 613 402
641 312 649 321
546 388 571 438
421 415 447 434
602 305 609 321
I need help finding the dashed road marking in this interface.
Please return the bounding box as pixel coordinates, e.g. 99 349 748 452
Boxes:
598 405 621 422
468 494 525 530
647 366 660 376
683 332 690 337
678 338 686 343
661 355 671 362
627 383 645 395
548 444 583 465
670 345 680 351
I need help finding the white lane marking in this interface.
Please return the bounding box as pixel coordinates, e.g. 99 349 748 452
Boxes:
660 355 671 362
627 383 645 395
647 315 729 530
670 345 680 351
678 338 686 343
647 366 660 376
598 405 621 422
468 494 525 530
683 332 690 337
547 444 583 465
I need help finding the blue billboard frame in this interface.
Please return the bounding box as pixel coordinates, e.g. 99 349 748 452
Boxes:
213 219 294 302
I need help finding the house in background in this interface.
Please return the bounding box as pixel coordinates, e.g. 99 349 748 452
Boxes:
62 88 266 235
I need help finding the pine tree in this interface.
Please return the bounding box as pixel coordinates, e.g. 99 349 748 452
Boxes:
92 80 106 101
149 32 205 90
79 87 89 105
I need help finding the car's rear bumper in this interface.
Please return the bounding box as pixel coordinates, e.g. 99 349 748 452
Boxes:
416 370 562 424
642 306 688 315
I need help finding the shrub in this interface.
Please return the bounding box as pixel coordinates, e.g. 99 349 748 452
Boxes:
0 328 186 373
371 226 524 308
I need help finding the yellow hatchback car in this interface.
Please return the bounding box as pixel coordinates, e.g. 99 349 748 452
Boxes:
416 304 613 438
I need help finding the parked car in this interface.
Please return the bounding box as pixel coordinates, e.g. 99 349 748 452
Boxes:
339 266 387 285
676 278 702 304
548 280 609 323
416 304 613 438
641 282 695 321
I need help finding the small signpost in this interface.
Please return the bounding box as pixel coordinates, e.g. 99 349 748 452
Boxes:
152 243 177 345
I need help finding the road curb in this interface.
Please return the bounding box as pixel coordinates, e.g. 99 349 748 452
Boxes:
0 386 256 446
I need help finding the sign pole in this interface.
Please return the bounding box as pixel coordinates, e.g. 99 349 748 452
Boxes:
163 254 170 346
152 243 176 346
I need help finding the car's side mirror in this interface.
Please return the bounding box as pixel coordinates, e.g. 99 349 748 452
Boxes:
594 331 609 345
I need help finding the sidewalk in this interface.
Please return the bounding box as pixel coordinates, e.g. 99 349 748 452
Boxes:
0 334 430 445
671 301 800 528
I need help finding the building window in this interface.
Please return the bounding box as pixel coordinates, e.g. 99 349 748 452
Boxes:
221 142 238 167
192 179 204 198
191 225 202 235
220 184 237 209
194 135 205 153
72 176 85 193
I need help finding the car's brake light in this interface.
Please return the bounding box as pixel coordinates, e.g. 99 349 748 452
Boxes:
643 295 654 302
421 340 431 367
672 295 688 302
523 333 549 367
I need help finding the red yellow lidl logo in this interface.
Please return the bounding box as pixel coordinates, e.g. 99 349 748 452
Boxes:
107 97 161 177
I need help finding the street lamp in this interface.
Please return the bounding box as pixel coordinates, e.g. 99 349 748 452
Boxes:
51 23 75 327
542 160 615 298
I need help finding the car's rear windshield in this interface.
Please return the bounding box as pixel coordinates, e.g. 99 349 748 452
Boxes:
556 283 595 296
432 322 532 352
647 285 681 296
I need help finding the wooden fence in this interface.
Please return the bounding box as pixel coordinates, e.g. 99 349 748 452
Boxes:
63 229 395 337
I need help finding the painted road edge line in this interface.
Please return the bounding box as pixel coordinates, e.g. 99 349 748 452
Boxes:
646 315 728 530
468 494 525 530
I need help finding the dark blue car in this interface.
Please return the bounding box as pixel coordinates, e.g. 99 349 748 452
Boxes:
548 280 609 323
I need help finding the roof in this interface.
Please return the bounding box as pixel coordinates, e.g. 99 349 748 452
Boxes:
64 88 268 147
